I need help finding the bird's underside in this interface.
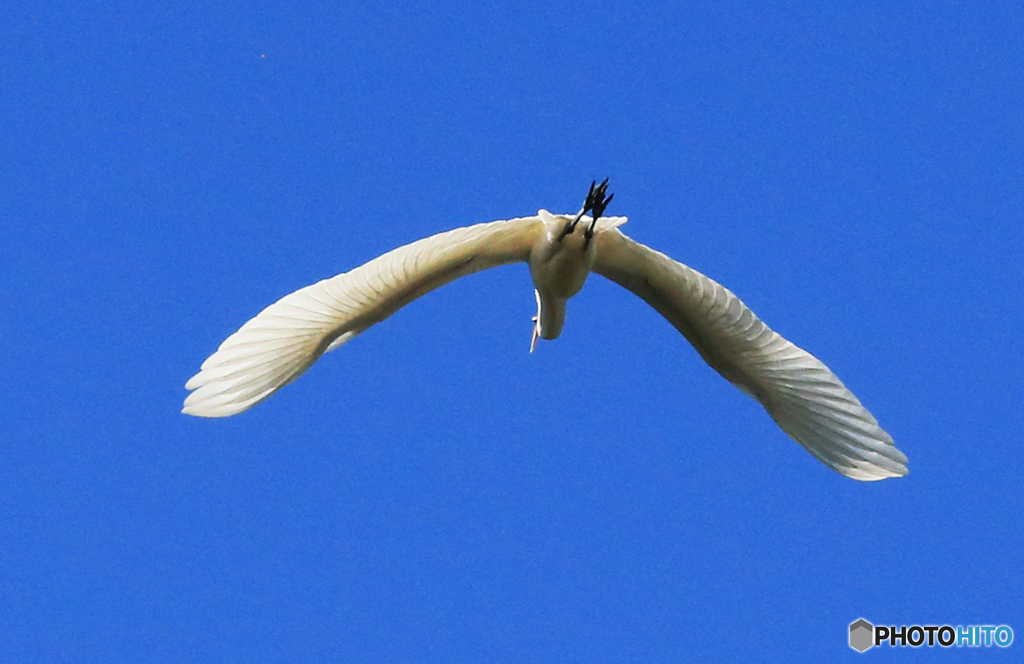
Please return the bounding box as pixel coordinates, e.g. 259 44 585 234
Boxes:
184 181 908 482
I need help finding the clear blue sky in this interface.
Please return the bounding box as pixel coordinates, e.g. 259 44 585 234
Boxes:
2 1 1021 661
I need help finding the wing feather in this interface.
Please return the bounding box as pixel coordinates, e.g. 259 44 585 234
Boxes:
593 229 908 481
183 216 541 417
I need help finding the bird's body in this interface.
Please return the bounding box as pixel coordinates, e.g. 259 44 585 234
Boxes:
529 210 622 347
184 185 908 482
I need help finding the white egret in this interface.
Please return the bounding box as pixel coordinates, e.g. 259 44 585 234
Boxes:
184 181 908 481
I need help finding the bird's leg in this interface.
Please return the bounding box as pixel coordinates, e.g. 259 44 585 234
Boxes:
558 179 605 242
557 208 588 242
558 204 590 242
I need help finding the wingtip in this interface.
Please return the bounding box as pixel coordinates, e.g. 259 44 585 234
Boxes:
836 453 909 481
181 399 212 418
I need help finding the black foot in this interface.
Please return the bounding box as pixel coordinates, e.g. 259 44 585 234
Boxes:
559 178 615 242
583 179 613 249
585 178 614 220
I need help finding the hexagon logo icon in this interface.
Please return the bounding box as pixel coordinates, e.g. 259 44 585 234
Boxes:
850 618 874 652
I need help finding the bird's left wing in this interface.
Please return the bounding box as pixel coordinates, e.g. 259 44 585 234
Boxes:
592 228 908 481
184 216 541 418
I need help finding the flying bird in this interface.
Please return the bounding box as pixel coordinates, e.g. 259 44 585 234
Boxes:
184 180 908 481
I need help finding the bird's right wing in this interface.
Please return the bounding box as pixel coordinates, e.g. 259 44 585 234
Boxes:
183 216 542 418
593 228 908 481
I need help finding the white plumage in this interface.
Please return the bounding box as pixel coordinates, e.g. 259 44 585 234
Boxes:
184 189 908 482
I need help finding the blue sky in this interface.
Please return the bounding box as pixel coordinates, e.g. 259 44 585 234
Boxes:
2 1 1022 661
